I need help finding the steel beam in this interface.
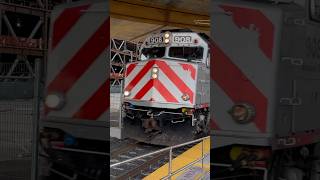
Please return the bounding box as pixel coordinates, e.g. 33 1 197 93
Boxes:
0 47 44 56
28 19 43 39
110 0 210 31
0 2 48 16
3 13 17 38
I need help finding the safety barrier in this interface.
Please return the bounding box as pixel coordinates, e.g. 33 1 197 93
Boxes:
110 136 210 179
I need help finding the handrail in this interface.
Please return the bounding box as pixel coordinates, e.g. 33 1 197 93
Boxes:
161 153 210 180
110 136 210 179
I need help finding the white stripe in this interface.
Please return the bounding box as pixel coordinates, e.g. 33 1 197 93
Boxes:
140 86 152 101
129 69 151 98
128 68 182 103
96 110 108 122
48 51 107 118
153 87 166 102
171 62 197 91
126 62 195 104
212 5 274 97
141 87 166 102
158 69 185 103
212 81 260 132
124 64 143 87
47 2 108 85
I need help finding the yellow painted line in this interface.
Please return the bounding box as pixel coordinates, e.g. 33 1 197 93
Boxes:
144 138 210 180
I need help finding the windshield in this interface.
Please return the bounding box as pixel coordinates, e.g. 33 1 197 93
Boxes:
140 47 165 61
169 47 203 61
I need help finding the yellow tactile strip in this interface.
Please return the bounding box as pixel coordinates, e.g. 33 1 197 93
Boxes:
144 138 210 180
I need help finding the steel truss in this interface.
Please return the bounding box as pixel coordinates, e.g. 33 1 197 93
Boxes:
0 0 72 81
111 38 139 87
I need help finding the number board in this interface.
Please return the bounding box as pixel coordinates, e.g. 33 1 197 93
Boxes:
173 36 192 43
148 36 164 44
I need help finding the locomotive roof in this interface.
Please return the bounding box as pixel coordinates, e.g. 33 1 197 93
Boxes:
159 29 212 43
160 29 193 33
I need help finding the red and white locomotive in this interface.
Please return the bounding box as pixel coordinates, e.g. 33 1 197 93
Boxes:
122 29 210 146
40 0 109 179
211 0 320 179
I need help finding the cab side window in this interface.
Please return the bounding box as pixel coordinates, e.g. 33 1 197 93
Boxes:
311 0 320 22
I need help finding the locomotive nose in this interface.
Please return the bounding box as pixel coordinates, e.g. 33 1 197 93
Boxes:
124 59 197 106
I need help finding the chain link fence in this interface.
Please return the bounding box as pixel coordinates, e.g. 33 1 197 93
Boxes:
0 100 33 180
0 100 33 161
0 60 41 180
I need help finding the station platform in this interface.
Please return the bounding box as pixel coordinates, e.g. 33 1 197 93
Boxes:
144 138 210 180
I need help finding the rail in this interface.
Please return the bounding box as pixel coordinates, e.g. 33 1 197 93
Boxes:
110 136 210 179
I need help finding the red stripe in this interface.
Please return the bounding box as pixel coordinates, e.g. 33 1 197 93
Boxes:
220 5 274 60
179 63 196 80
52 4 91 49
133 79 178 103
125 59 194 103
73 79 109 120
125 60 155 91
212 43 268 132
133 79 154 100
210 117 220 130
126 63 137 77
154 80 178 103
155 60 194 103
47 18 110 95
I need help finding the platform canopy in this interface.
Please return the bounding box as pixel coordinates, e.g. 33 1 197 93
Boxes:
110 0 210 42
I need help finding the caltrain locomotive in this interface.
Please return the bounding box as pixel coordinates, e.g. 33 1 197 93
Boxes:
40 0 109 179
211 0 320 179
122 29 210 146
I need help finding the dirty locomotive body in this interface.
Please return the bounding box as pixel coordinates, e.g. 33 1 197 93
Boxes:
122 30 210 146
211 0 320 179
40 0 109 179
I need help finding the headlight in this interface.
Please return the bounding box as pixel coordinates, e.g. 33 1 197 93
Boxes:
151 73 158 79
152 67 159 73
181 94 190 101
45 93 65 110
164 32 170 38
124 91 131 97
228 103 255 124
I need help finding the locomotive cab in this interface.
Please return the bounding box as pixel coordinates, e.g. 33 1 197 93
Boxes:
122 29 210 146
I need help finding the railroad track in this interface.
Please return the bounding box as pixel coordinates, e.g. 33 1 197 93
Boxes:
110 138 195 180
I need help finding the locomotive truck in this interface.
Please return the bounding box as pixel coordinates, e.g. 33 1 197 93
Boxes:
122 29 210 146
211 0 320 179
40 0 109 179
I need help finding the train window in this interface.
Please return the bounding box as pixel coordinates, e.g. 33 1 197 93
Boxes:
140 47 165 60
169 47 203 61
311 0 320 22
